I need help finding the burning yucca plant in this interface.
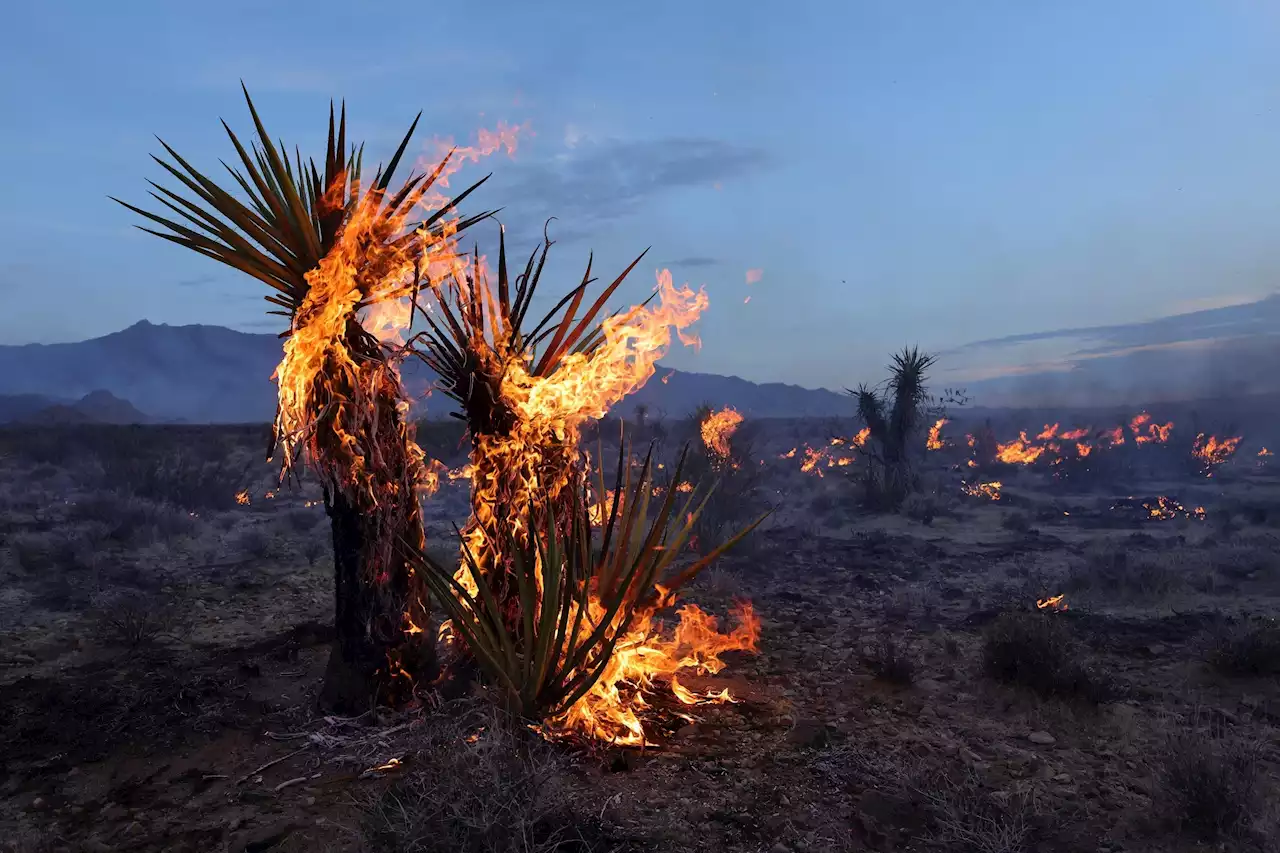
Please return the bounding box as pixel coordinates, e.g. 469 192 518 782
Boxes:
113 87 499 709
408 439 766 744
410 230 710 642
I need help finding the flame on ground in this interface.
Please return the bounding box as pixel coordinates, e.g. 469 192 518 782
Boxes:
927 418 948 451
547 601 760 746
1142 496 1206 521
700 407 744 462
1192 433 1242 475
1036 594 1068 612
961 480 1002 500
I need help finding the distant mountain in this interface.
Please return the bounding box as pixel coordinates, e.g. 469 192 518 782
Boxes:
0 321 852 424
13 390 152 426
0 393 66 423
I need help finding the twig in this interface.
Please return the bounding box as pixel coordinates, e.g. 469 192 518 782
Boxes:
272 776 309 792
235 745 311 785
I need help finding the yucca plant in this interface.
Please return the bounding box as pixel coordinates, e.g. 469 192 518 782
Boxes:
409 230 653 621
405 438 767 732
849 347 942 510
113 85 491 710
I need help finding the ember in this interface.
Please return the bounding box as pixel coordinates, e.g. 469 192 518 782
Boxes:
961 480 1002 500
1192 433 1242 476
1141 496 1207 521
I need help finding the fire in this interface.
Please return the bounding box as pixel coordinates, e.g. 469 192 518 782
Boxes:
549 601 759 745
927 418 948 451
853 427 871 447
779 447 797 459
996 431 1045 465
1192 433 1242 475
1036 594 1068 612
1142 496 1206 520
1130 411 1173 445
418 254 760 743
700 407 743 461
235 489 250 506
961 480 1002 500
1036 423 1060 441
800 445 828 476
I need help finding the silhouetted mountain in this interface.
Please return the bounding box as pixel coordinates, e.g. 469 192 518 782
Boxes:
0 321 852 424
0 393 65 423
17 390 152 425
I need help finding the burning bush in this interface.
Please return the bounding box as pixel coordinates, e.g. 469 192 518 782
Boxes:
980 611 1112 702
409 442 765 744
679 404 770 553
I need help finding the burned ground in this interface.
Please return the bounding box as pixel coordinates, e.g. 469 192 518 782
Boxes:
2 421 1279 852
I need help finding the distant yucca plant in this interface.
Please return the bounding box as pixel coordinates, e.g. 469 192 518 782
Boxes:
849 347 963 510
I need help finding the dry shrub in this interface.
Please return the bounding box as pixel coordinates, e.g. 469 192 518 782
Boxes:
9 531 96 574
1207 618 1280 676
902 493 939 525
863 635 916 684
820 743 1051 853
1067 546 1181 599
1000 512 1032 534
1151 719 1267 841
94 593 176 648
69 494 197 546
915 766 1042 853
981 611 1112 702
363 714 610 853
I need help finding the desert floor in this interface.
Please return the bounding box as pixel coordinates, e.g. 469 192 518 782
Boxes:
1 422 1278 853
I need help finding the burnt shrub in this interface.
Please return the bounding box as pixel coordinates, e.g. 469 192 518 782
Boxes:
1152 722 1265 841
94 593 177 648
863 635 916 684
1066 546 1181 599
1206 618 1280 676
981 611 1112 702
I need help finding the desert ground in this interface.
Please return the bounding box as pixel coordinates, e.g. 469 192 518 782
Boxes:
1 417 1278 853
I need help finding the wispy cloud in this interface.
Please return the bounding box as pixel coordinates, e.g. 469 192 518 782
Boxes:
660 256 721 268
497 136 771 246
175 274 221 288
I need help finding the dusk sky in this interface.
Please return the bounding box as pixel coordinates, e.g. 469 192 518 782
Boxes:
3 1 1279 392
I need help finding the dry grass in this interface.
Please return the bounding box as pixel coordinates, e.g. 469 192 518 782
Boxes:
1150 717 1269 841
361 712 616 853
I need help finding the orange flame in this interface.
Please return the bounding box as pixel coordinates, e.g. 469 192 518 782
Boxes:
1192 433 1242 475
1036 594 1068 612
961 480 1002 500
927 418 948 451
1130 411 1174 445
700 407 744 461
996 431 1045 465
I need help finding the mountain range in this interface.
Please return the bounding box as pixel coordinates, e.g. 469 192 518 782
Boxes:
0 321 852 424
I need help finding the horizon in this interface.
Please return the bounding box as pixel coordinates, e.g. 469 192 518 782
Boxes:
5 1 1280 393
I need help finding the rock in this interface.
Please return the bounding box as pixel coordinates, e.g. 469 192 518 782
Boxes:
1146 643 1166 656
1027 731 1056 746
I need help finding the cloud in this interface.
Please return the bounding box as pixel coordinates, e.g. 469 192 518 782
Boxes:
175 274 221 288
660 256 721 268
496 136 771 246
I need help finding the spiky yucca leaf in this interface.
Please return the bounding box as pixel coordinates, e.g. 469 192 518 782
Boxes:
410 229 654 431
112 83 492 320
406 439 768 723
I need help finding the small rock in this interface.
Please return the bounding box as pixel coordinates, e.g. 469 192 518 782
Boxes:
786 718 835 749
1027 731 1056 746
1053 773 1072 783
1146 643 1166 656
30 797 45 810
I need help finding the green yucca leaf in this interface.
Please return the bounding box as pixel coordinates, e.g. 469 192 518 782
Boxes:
115 85 492 325
404 431 771 726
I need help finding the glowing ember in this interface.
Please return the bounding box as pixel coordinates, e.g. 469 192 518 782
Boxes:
235 489 251 506
927 418 948 451
1036 594 1068 612
961 480 1002 500
1142 496 1206 521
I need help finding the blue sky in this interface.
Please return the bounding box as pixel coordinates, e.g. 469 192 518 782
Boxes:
3 0 1280 392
